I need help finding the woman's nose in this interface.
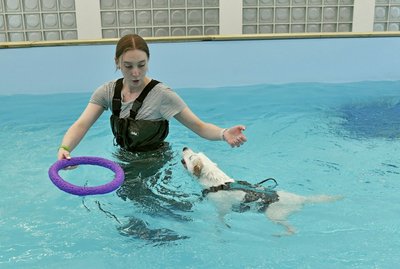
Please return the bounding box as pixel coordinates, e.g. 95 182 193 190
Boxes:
131 67 140 76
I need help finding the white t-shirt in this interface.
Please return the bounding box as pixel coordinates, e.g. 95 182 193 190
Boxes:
89 79 187 120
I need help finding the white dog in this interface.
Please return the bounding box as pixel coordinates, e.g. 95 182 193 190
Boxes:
181 147 342 236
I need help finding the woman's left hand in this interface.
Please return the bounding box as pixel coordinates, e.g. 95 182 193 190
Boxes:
223 125 247 147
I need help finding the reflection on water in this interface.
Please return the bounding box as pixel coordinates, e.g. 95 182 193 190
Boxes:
111 144 194 244
118 217 190 245
339 101 400 139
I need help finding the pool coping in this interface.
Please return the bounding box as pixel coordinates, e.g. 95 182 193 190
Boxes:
1 31 400 49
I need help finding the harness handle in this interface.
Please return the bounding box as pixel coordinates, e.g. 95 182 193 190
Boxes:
256 177 278 189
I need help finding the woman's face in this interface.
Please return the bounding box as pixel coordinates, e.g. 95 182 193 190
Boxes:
118 49 149 89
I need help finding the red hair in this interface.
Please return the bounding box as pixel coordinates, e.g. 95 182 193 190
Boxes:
115 34 150 60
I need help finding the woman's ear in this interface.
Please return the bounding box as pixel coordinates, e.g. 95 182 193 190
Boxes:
114 57 120 69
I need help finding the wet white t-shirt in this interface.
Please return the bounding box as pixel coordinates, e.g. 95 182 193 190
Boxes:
89 79 187 120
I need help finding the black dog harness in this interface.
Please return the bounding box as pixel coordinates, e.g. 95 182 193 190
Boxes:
202 178 279 212
110 78 169 152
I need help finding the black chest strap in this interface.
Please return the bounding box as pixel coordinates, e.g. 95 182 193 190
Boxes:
202 178 278 197
112 78 160 119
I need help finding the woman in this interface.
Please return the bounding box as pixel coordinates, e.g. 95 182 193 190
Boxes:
57 34 247 161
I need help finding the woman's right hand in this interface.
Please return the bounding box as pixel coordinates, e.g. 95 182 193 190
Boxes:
58 148 71 160
57 148 77 170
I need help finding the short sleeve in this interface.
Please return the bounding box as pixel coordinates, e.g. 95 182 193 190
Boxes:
89 81 115 110
159 87 187 119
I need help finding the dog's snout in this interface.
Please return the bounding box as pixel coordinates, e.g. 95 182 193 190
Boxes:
183 147 188 151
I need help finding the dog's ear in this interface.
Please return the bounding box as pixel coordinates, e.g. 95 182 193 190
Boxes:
193 160 203 178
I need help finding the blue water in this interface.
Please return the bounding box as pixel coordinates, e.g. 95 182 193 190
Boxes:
1 81 400 269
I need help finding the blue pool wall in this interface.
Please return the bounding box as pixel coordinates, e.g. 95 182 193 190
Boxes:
1 36 399 95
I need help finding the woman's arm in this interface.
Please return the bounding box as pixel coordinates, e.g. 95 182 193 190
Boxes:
174 107 247 147
58 103 105 160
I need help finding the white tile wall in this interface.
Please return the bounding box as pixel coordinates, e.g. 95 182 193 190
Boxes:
0 0 398 42
374 0 400 31
99 0 219 38
0 0 77 42
242 0 354 34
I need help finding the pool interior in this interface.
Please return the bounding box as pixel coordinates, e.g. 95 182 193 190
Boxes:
1 81 400 268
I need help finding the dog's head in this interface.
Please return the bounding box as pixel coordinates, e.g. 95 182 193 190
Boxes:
181 147 233 188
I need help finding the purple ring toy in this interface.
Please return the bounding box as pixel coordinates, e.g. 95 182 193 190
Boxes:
48 156 125 196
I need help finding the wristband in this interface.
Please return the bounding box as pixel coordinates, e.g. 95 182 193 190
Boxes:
59 145 71 152
220 128 227 141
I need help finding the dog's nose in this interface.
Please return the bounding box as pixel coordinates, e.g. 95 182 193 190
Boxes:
183 147 188 151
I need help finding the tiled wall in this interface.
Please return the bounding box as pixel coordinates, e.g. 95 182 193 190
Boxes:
0 0 399 42
100 0 219 38
242 0 354 34
374 0 400 31
0 0 77 42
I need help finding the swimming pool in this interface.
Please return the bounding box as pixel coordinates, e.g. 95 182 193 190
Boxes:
1 79 400 268
1 35 400 268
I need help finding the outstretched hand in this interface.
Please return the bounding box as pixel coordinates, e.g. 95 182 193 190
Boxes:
223 125 247 147
57 148 77 170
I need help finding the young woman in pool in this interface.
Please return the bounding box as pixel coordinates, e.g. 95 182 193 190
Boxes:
57 34 247 161
56 34 247 235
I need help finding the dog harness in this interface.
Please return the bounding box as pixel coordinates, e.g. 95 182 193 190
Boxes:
110 78 169 152
202 178 279 213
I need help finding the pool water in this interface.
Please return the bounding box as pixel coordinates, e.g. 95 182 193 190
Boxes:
1 81 400 268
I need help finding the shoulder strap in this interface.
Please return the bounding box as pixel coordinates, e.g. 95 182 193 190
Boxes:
111 78 160 118
111 78 124 116
129 79 160 119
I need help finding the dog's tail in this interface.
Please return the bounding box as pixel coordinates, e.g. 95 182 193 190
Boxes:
304 194 343 204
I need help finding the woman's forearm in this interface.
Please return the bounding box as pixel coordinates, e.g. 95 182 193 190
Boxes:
60 121 90 152
192 122 225 141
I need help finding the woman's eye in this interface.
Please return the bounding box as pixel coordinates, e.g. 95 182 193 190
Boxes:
123 64 145 69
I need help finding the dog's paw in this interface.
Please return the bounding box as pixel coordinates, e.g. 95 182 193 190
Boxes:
273 227 296 237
